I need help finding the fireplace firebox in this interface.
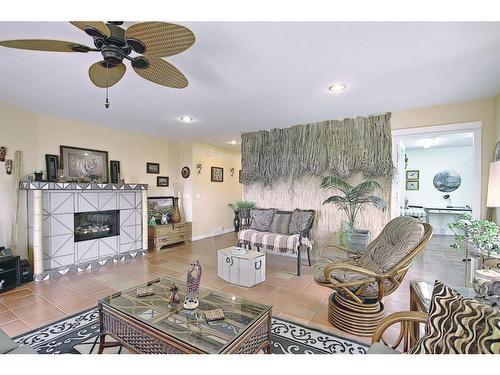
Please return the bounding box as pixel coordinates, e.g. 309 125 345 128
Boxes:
74 210 120 242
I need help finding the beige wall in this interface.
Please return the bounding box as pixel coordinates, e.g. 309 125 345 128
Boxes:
392 97 497 218
191 144 242 238
494 94 500 223
0 102 242 258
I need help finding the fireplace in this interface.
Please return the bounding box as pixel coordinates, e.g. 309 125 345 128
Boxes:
74 210 120 242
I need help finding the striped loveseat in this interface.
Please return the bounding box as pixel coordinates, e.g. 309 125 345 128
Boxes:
237 208 315 275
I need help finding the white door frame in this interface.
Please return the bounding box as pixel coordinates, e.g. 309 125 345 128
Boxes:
391 121 482 220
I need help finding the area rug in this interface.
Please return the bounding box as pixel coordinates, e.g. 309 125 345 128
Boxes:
14 307 368 354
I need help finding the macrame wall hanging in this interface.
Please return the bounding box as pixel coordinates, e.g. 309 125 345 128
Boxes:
241 113 393 186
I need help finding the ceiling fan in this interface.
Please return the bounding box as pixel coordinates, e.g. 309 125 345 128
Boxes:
0 21 195 107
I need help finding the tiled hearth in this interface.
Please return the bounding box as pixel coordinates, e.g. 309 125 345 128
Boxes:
0 233 465 345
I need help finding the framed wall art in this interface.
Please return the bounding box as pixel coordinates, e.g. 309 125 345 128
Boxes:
181 166 191 179
211 167 224 182
45 154 59 182
406 170 419 180
60 145 109 182
110 160 121 183
157 176 169 187
406 180 419 191
147 162 160 174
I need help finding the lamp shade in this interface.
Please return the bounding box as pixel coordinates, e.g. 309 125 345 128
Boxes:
487 161 500 207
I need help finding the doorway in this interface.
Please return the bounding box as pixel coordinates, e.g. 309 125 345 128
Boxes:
391 122 482 235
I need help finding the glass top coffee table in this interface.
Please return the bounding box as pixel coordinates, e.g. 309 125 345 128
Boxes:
98 276 272 354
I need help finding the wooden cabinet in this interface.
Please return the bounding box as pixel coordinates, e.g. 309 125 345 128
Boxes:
148 222 192 251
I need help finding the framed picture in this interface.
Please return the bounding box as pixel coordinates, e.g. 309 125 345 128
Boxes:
110 160 121 183
406 170 419 180
181 166 191 179
239 170 242 183
147 162 160 174
406 180 419 191
147 196 174 225
45 154 59 182
211 167 224 182
60 145 109 182
157 176 169 187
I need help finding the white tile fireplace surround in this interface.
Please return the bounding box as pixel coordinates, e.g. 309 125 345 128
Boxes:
19 182 148 282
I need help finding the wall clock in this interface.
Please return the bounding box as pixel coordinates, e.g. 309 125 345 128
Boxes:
181 166 191 179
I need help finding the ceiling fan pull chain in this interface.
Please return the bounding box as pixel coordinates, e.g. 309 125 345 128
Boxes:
105 62 110 109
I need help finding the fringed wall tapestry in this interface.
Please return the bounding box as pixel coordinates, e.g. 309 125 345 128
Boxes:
241 113 393 186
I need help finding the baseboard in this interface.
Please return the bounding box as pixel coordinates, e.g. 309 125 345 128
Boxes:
191 227 234 242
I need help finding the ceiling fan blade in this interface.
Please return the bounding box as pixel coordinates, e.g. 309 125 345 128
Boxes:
88 61 126 88
70 21 111 38
125 22 195 57
0 39 91 52
132 56 188 88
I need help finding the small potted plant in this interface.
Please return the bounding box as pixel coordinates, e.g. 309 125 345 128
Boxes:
321 176 387 250
229 200 256 231
448 214 500 257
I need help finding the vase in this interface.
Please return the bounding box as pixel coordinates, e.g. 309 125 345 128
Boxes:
171 197 181 223
233 210 240 232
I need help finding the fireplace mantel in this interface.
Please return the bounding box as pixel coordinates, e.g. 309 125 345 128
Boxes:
19 181 148 191
21 181 149 281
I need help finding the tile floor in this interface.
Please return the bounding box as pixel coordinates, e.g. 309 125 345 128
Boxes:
0 233 466 346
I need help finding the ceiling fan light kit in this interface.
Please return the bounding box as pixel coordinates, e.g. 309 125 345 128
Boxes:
0 21 195 107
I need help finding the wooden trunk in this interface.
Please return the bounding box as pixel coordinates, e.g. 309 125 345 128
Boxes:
148 222 191 251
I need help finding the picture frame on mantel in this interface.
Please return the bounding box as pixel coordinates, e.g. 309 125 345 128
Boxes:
110 160 121 183
60 145 109 183
147 162 160 174
45 154 59 182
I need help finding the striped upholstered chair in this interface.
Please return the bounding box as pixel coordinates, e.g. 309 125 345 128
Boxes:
314 216 433 336
368 281 500 354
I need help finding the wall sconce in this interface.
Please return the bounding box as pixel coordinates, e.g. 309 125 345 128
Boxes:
196 163 202 175
230 168 235 177
0 146 6 162
5 159 12 175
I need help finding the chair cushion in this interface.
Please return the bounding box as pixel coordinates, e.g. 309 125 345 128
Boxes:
249 208 275 232
410 281 500 354
238 229 300 254
0 329 18 354
359 216 424 273
270 212 292 235
288 209 315 234
367 341 401 354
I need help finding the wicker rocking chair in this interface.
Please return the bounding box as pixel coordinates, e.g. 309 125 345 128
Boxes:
314 216 433 337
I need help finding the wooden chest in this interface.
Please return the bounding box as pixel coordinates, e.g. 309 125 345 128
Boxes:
217 246 266 287
148 222 192 251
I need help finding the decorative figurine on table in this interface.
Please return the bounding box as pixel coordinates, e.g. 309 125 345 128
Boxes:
183 260 202 310
168 283 180 304
149 216 157 226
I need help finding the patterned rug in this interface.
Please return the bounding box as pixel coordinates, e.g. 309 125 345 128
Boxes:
14 307 368 354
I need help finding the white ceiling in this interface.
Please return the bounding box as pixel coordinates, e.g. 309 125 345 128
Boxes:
402 131 474 149
0 22 499 149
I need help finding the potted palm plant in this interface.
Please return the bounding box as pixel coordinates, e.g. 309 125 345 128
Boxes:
321 176 387 250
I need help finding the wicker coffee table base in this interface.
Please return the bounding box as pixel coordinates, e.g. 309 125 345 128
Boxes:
328 293 385 337
98 302 272 354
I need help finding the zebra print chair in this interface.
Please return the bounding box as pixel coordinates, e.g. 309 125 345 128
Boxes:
369 281 500 354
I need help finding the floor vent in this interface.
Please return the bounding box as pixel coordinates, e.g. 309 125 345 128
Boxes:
212 227 223 236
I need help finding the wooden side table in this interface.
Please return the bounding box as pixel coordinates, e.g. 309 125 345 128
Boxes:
148 222 192 251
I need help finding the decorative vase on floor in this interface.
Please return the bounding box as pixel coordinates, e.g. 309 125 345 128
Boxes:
171 197 181 223
233 210 241 232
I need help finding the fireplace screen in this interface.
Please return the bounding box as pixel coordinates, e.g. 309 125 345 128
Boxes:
74 210 120 242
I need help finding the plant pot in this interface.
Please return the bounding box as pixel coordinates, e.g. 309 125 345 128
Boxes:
233 210 241 232
351 229 369 252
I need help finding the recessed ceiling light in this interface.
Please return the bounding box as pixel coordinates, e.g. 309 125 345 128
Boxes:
226 140 241 145
328 83 347 93
179 116 195 123
423 138 435 149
